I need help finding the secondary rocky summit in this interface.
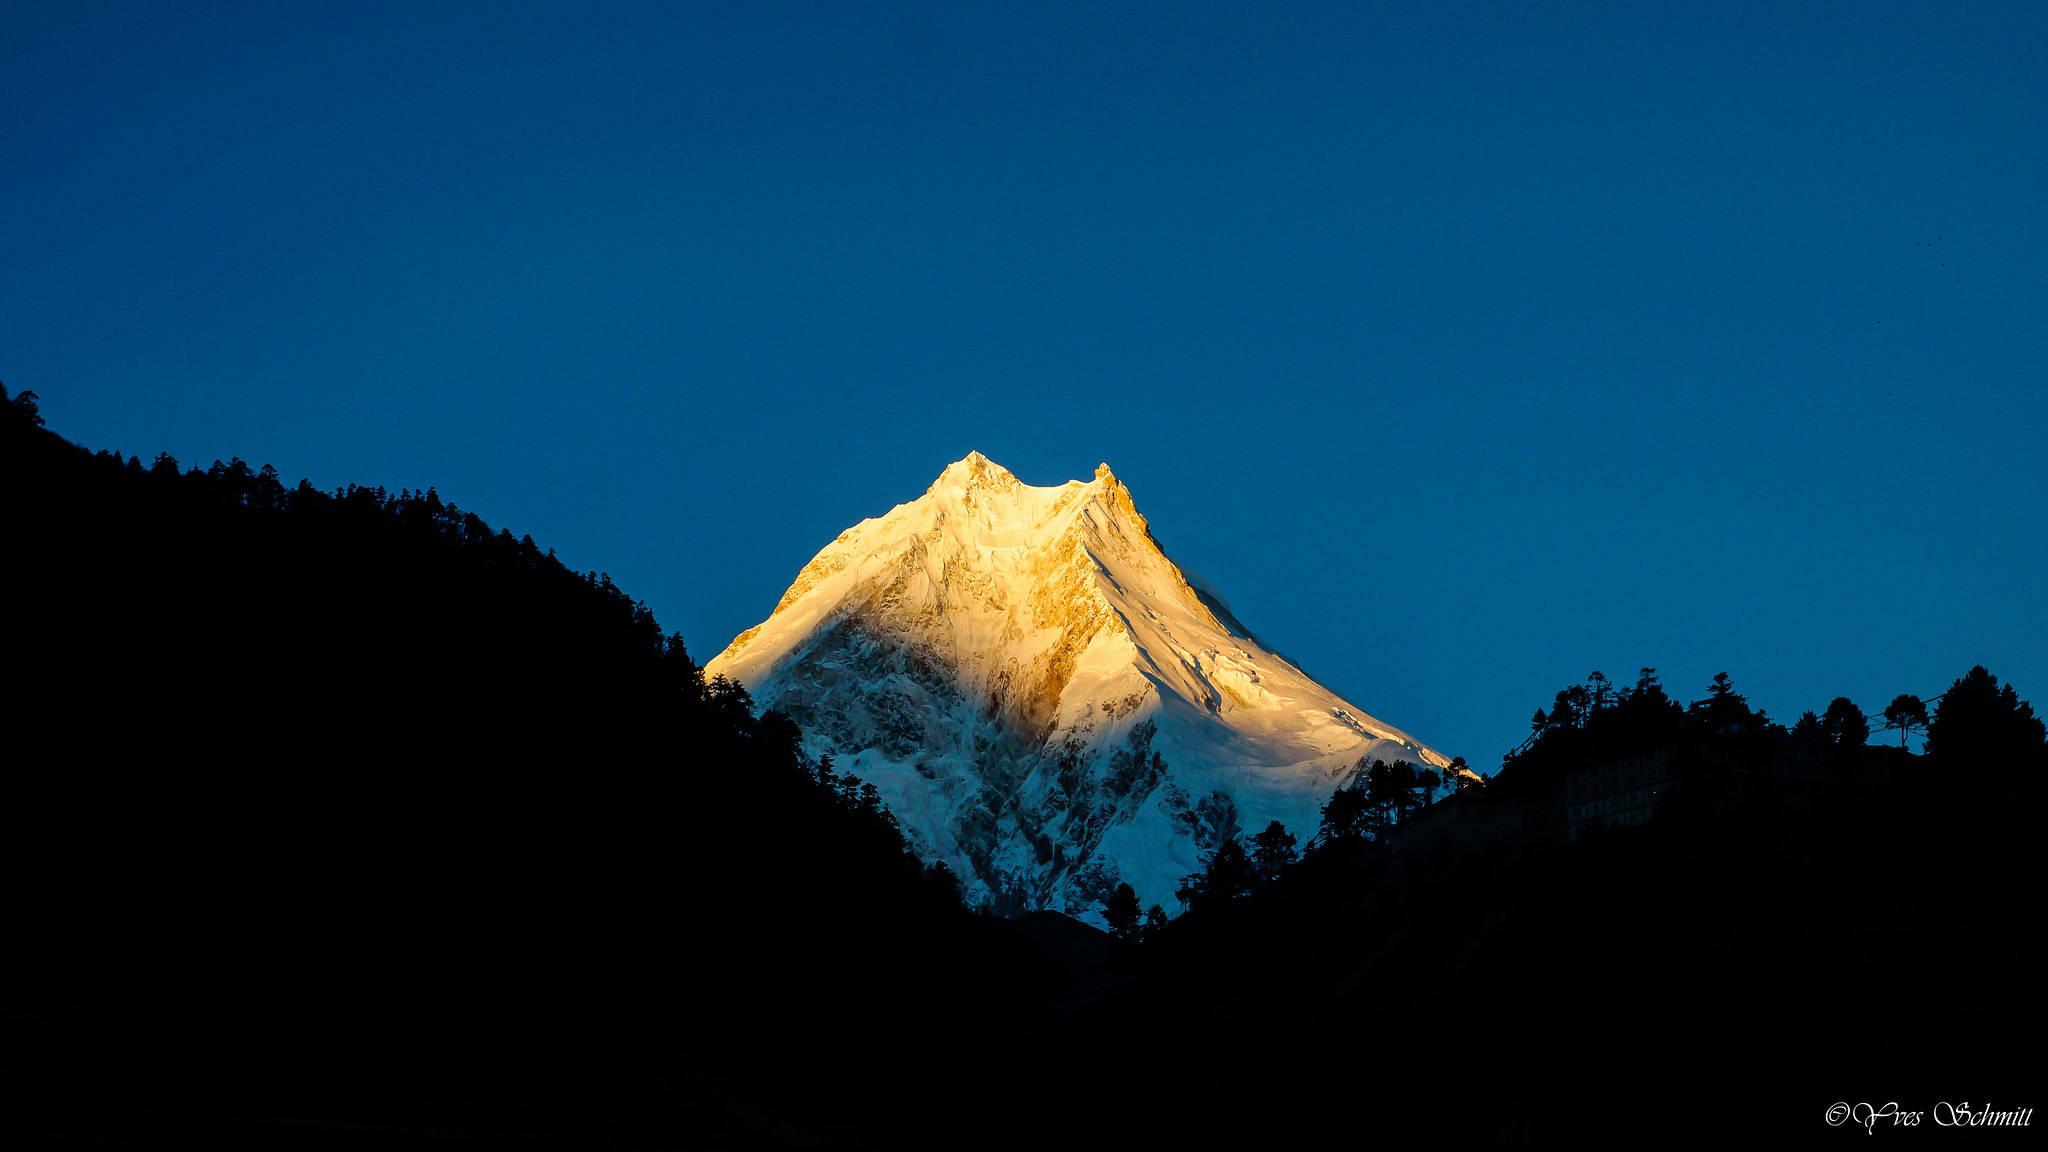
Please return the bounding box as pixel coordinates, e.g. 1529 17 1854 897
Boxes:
708 452 1447 920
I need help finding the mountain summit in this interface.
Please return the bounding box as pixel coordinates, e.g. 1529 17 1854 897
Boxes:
708 453 1447 919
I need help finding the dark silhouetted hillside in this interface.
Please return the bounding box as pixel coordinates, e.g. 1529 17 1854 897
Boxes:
1079 671 2042 1144
7 387 2039 1147
1 392 1055 1149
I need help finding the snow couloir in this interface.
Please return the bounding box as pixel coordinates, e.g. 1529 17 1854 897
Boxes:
708 451 1447 923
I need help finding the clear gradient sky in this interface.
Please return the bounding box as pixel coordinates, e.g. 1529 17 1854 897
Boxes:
6 2 2043 766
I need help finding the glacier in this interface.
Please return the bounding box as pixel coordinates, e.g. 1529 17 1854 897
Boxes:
706 451 1448 923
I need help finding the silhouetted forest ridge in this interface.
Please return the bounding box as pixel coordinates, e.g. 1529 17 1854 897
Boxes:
1087 665 2042 1143
5 385 2041 1146
0 387 1050 1149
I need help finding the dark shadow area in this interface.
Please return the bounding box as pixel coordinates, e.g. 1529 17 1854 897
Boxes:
4 387 2040 1146
0 393 1058 1149
1105 667 2042 1144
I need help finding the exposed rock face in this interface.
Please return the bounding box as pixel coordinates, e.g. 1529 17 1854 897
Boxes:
708 452 1446 921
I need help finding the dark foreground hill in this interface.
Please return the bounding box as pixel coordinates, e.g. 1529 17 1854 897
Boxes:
0 395 1056 1149
4 387 2040 1147
1076 673 2043 1144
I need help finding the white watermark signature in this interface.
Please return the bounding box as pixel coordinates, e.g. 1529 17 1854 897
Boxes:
1826 1102 2033 1133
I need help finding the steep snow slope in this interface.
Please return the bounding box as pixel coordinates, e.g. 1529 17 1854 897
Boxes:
708 452 1447 920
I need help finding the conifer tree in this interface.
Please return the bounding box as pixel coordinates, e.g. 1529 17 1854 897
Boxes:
1249 820 1297 882
1176 838 1254 912
1821 697 1869 746
7 386 45 427
1926 667 2045 767
1316 783 1370 845
1102 882 1142 942
1141 904 1168 942
1587 670 1614 711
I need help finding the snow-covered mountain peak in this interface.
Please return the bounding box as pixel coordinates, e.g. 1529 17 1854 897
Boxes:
930 449 1018 493
708 453 1446 921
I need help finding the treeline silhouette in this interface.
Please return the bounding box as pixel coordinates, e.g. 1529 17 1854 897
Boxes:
1096 666 2042 1144
1 386 1046 1149
7 382 2041 1146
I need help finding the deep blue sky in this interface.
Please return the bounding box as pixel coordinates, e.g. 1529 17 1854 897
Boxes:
6 2 2043 766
